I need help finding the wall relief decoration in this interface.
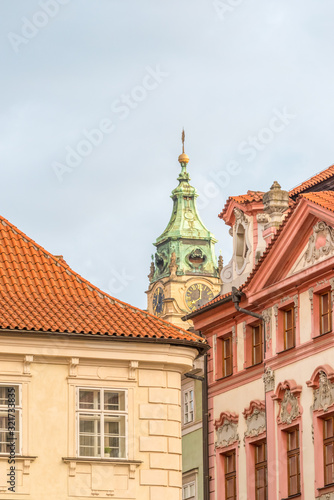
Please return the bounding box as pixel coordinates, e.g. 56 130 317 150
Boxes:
243 401 266 438
214 412 239 448
272 380 302 425
263 367 275 392
307 367 334 412
304 221 334 264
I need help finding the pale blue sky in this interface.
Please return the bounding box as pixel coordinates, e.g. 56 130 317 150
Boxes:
1 0 334 308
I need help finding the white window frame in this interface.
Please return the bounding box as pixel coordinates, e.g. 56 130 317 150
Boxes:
183 387 194 425
182 480 196 500
76 387 128 459
0 384 22 456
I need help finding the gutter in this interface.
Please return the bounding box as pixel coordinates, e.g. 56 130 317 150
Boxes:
0 328 209 356
231 286 268 451
184 352 209 500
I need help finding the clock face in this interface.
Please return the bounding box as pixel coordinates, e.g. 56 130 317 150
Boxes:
185 283 214 311
152 287 164 316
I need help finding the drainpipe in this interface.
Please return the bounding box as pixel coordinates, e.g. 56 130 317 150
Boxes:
231 286 268 448
184 352 209 500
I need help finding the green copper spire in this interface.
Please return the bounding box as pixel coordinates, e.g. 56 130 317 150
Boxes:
151 133 219 282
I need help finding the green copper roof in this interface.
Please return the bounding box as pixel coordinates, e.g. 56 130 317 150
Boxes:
151 157 219 282
156 161 217 244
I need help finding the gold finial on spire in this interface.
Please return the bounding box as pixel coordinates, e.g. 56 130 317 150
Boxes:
178 128 189 164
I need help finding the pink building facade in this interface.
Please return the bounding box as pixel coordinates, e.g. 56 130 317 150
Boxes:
186 166 334 500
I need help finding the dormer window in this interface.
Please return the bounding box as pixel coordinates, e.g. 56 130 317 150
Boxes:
236 225 247 270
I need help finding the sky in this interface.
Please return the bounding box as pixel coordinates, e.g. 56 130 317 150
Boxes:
1 0 334 310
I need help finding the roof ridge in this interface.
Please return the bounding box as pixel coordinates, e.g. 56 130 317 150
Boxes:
289 163 334 196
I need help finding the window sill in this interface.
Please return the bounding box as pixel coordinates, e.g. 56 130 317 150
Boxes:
317 482 334 495
281 494 301 500
62 457 142 465
245 361 263 370
0 455 37 461
216 373 233 381
276 346 296 355
313 331 333 340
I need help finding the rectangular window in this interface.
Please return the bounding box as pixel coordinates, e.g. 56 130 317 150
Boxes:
287 428 300 496
225 451 236 500
182 481 196 500
252 324 263 365
320 291 332 335
0 385 21 455
222 335 233 377
255 441 267 500
184 389 194 424
324 415 334 486
284 308 295 350
77 388 127 459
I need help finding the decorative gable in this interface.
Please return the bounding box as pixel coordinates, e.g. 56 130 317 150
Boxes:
288 221 334 276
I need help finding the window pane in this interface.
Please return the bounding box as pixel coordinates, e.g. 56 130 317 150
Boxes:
0 386 19 407
0 410 20 454
79 390 100 410
322 294 329 314
104 415 126 458
224 338 231 357
226 477 235 499
325 418 334 439
79 414 100 456
285 309 292 329
104 391 125 411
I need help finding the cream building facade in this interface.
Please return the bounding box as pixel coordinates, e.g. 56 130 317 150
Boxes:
0 212 206 499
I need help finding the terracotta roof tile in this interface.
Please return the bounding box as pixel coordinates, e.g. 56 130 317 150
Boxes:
289 164 334 197
219 191 264 219
0 215 205 346
300 191 334 212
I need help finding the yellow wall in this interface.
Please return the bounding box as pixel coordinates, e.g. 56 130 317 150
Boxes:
0 334 198 499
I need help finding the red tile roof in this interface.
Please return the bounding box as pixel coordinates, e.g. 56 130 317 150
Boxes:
300 191 334 212
0 215 205 347
289 164 334 197
219 191 264 219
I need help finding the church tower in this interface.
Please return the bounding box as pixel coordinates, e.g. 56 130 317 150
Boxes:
146 132 222 328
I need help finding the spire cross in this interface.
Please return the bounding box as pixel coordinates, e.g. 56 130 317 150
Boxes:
182 129 185 154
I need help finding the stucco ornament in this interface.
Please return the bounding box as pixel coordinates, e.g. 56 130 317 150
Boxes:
263 367 275 392
214 412 239 448
215 420 239 448
313 371 334 412
318 493 334 500
262 308 272 348
280 390 300 424
243 401 266 438
233 208 248 224
221 258 233 283
304 221 334 264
